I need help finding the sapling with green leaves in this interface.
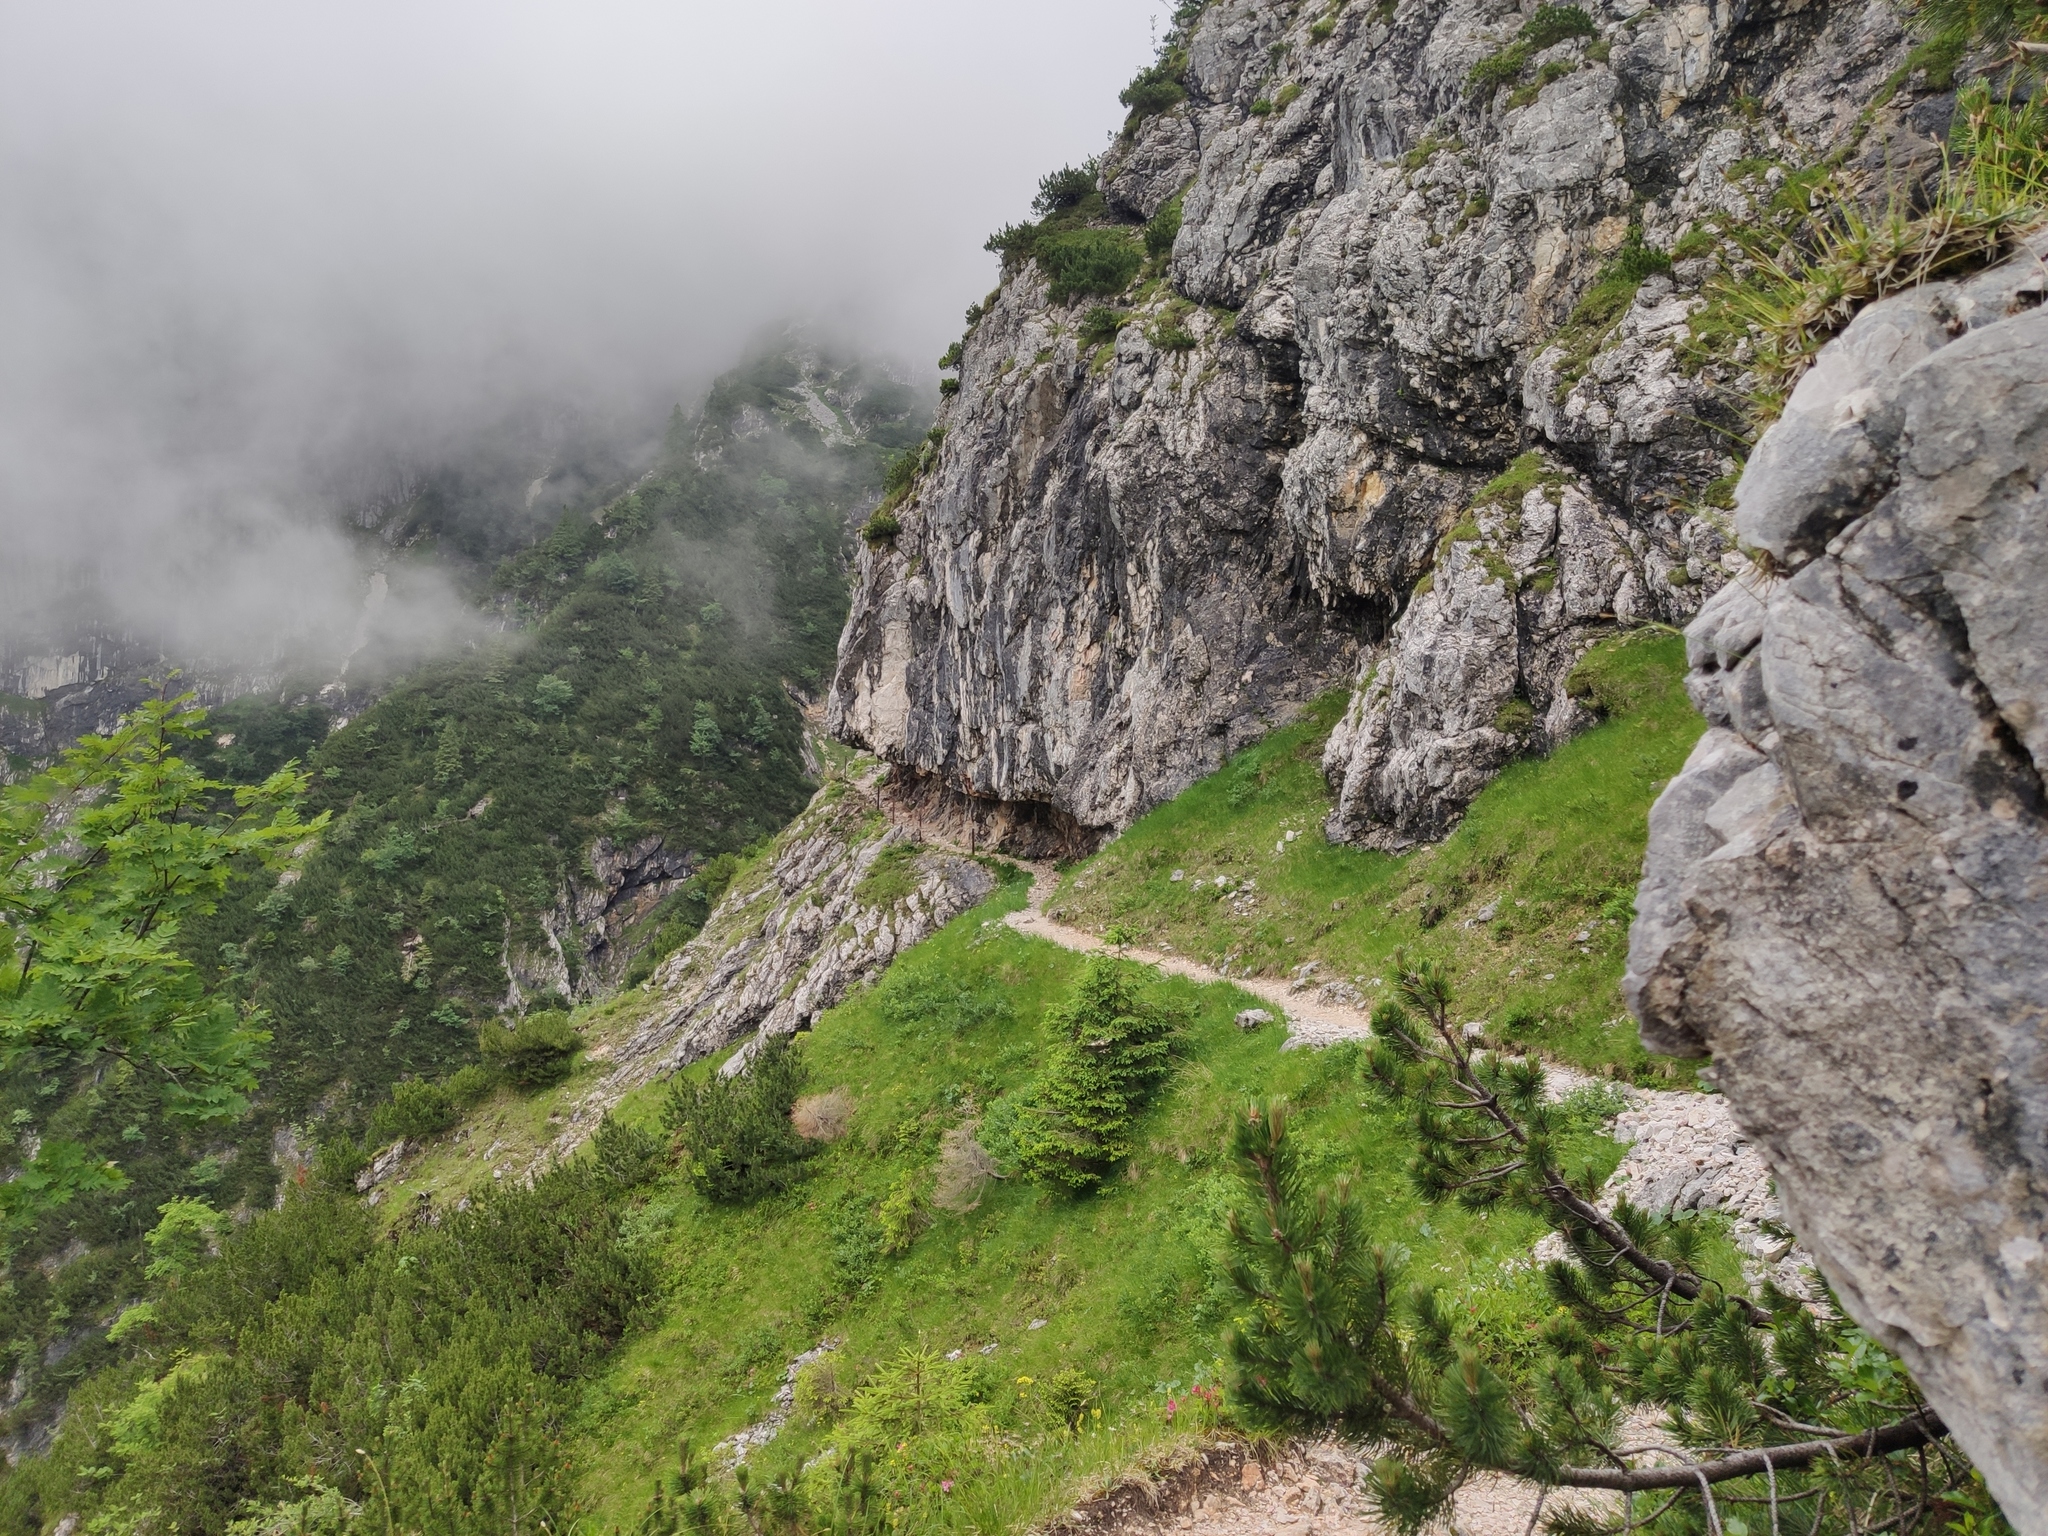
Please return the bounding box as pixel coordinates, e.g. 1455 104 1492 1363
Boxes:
1222 956 1996 1534
0 688 323 1230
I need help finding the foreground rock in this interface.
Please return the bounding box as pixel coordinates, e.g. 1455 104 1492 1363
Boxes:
1626 245 2048 1529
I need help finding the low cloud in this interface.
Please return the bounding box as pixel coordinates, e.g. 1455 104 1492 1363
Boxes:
0 0 1162 669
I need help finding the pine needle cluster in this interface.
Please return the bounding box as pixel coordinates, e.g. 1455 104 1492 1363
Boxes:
1016 957 1188 1191
1221 957 2002 1535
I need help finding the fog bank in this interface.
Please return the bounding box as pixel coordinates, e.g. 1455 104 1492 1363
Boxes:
0 0 1160 667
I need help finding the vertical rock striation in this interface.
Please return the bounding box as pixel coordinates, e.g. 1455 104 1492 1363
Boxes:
1627 246 2048 1531
832 0 1935 848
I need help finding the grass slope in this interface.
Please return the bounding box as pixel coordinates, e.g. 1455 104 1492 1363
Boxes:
563 877 1628 1532
1051 630 1705 1080
555 637 1705 1527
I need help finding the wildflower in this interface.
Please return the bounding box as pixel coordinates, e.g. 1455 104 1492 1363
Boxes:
941 1479 954 1494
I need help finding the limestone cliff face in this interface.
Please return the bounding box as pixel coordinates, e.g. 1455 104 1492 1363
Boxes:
832 0 1936 848
1627 247 2048 1531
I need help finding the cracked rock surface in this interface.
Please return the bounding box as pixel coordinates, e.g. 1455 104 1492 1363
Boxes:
831 0 1933 848
545 772 997 1158
1626 244 2048 1531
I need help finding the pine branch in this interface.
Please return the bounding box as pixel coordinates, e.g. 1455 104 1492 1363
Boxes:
1393 957 1773 1328
1552 1410 1944 1492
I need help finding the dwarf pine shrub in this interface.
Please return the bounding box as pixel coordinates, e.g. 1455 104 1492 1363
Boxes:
663 1035 814 1203
478 1009 580 1087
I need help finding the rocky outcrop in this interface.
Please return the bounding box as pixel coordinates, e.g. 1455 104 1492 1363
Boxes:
1322 466 1694 846
547 767 1000 1150
0 625 282 765
832 0 1934 847
1626 246 2048 1531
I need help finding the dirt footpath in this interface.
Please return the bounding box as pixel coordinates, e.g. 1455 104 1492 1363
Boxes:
1053 1441 1613 1536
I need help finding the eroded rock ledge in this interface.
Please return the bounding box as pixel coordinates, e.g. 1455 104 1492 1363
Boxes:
1626 244 2048 1530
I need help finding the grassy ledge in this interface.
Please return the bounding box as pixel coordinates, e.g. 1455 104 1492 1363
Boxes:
1048 631 1705 1081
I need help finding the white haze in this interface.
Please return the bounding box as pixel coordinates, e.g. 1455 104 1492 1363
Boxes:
0 0 1164 670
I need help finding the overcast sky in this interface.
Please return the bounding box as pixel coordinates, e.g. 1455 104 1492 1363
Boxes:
0 0 1162 665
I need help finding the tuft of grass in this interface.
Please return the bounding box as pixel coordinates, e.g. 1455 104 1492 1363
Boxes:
1399 133 1463 172
1682 82 2048 430
1538 231 1674 386
1474 450 1568 513
860 506 902 544
854 841 924 908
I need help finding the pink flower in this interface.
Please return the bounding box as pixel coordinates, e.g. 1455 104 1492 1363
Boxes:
941 1480 954 1494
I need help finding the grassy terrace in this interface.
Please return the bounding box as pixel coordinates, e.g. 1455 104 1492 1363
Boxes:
1048 631 1705 1081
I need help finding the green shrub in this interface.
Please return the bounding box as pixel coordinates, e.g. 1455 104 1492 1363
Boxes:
1311 15 1337 40
861 507 903 544
663 1035 814 1203
1249 97 1274 116
1120 59 1189 125
1033 162 1098 216
478 1009 581 1088
689 700 722 757
446 1063 498 1104
1037 228 1144 304
1520 3 1596 47
1016 957 1187 1191
1041 1367 1097 1427
938 340 963 370
1079 306 1130 348
529 673 574 716
1608 229 1673 282
1470 6 1596 96
584 552 639 594
1274 81 1303 110
143 1198 225 1280
1144 194 1185 259
373 1077 459 1142
307 1135 365 1193
591 1113 667 1190
1148 319 1199 351
1467 39 1531 93
877 1168 929 1255
938 377 961 397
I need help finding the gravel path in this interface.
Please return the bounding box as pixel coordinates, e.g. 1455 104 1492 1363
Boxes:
1003 863 1378 1048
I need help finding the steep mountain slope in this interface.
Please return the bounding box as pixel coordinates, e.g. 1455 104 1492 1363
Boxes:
0 344 921 1464
830 0 1948 851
